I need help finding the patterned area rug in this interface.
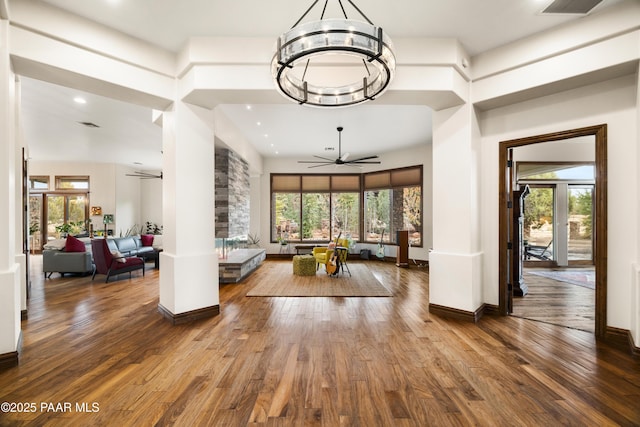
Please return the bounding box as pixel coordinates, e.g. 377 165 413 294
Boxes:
246 262 392 297
527 269 595 289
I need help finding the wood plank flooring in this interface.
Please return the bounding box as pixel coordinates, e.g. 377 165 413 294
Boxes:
513 268 595 333
0 257 638 426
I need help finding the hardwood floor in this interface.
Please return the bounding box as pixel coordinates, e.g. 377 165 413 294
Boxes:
512 268 595 333
1 257 638 426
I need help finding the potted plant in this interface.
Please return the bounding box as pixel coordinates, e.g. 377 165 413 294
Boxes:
55 223 73 238
247 232 261 248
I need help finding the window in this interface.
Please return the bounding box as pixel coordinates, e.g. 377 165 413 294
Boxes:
28 175 91 245
270 166 422 246
271 174 346 243
332 192 360 240
55 176 89 190
517 162 594 181
28 176 49 191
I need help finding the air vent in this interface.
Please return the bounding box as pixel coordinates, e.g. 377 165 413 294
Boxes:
541 0 603 14
78 121 100 128
324 147 335 151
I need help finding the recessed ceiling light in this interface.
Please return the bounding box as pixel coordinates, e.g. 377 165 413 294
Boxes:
74 97 86 104
246 105 252 110
275 151 279 155
257 121 261 126
264 134 269 138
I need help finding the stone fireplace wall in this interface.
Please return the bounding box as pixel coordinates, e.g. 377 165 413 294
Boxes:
215 147 250 238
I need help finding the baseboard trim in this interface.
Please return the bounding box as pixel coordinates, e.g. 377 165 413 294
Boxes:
482 304 500 316
629 331 640 357
604 326 639 356
0 331 22 371
429 303 484 323
158 304 220 325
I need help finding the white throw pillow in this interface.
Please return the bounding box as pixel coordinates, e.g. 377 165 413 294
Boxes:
43 239 67 250
110 250 127 263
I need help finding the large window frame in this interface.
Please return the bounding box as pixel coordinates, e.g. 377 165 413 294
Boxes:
29 175 91 247
271 165 423 247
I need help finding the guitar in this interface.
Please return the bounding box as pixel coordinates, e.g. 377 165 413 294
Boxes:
325 232 342 275
376 230 385 259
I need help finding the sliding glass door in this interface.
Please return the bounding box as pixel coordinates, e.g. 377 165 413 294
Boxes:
523 185 555 263
568 185 594 263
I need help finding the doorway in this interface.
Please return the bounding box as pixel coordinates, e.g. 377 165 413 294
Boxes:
498 125 607 337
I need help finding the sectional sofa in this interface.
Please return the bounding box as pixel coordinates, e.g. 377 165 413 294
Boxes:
43 235 159 278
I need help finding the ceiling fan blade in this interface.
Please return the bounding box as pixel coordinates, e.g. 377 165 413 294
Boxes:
126 170 162 179
346 155 379 162
295 127 381 168
313 155 336 161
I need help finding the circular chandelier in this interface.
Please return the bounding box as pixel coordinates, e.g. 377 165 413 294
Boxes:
272 0 396 107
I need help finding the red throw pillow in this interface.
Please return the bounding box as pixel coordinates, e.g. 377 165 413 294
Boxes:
141 234 154 247
65 235 86 252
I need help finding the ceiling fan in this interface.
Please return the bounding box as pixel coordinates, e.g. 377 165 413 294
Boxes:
298 127 381 168
126 171 163 179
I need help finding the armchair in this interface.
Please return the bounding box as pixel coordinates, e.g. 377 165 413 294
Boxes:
313 238 350 272
91 239 145 283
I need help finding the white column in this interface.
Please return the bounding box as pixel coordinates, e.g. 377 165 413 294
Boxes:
429 102 483 316
0 18 22 363
633 71 640 347
14 78 27 318
158 100 219 323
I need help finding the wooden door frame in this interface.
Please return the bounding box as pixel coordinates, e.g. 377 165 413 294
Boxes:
498 124 607 337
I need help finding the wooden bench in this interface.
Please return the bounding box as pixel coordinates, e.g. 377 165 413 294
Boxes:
294 244 322 255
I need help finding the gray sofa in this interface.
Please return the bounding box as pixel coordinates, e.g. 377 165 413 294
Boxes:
43 236 157 278
105 235 155 258
42 237 93 277
43 248 94 278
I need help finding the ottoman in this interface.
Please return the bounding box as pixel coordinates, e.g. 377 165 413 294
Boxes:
293 255 316 276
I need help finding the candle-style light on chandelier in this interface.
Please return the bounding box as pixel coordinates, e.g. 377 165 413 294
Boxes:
272 0 396 107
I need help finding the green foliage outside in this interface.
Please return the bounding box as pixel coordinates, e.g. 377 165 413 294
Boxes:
568 189 593 236
523 187 553 239
332 192 359 239
273 187 421 243
365 190 390 239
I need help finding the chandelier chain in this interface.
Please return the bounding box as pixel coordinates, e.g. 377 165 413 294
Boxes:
337 0 348 19
291 0 320 29
346 0 373 25
320 0 329 20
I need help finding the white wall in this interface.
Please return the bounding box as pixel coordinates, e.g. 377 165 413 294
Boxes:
27 161 162 236
140 175 163 232
114 164 140 236
479 73 638 331
513 137 595 163
260 143 433 262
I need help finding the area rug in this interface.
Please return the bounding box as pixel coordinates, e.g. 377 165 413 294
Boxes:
527 269 595 290
246 262 392 297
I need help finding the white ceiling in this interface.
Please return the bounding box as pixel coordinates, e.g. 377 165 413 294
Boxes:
16 0 626 170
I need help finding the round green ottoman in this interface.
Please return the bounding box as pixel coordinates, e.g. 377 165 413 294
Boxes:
293 255 316 276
